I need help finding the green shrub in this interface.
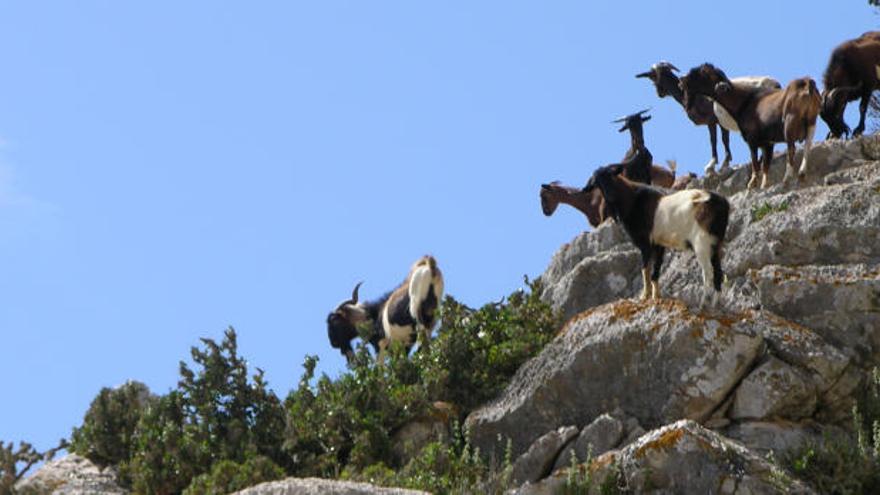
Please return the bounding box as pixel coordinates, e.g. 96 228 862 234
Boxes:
182 456 285 495
127 328 288 494
70 381 154 468
344 424 513 495
283 346 430 476
422 277 561 411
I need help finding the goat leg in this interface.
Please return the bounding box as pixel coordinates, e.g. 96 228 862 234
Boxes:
720 128 732 170
705 125 718 175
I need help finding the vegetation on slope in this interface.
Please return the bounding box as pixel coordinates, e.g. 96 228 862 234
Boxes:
53 278 560 494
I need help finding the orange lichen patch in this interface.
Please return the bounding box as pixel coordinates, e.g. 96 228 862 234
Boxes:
634 428 685 459
557 306 605 336
691 326 704 339
765 312 813 334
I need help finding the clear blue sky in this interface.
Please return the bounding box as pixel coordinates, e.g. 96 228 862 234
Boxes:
1 2 874 450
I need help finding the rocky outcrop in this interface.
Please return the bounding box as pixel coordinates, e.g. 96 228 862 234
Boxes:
231 478 430 495
487 136 880 492
515 421 816 494
14 454 126 495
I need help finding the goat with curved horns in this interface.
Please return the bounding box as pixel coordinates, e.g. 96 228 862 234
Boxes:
583 164 730 305
326 256 444 363
680 63 821 189
820 31 880 139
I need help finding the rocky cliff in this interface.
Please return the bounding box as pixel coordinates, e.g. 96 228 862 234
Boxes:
464 136 880 493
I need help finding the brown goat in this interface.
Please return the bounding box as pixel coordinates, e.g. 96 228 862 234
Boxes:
821 31 880 138
681 64 821 189
540 162 684 228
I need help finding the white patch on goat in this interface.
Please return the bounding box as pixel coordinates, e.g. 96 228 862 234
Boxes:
731 76 781 90
799 125 816 177
650 190 711 251
704 157 717 175
408 264 433 325
713 102 740 132
382 307 416 345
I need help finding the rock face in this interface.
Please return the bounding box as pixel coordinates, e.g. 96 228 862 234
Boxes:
515 421 816 495
14 454 126 495
485 136 880 491
231 478 430 495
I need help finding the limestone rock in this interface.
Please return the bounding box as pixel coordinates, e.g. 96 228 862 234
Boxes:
14 454 126 495
515 420 816 495
390 401 454 465
509 426 578 486
724 421 839 457
730 357 817 420
552 413 624 473
231 478 429 495
465 299 765 458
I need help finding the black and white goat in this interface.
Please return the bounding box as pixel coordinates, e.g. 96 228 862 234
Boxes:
326 256 444 363
583 164 730 304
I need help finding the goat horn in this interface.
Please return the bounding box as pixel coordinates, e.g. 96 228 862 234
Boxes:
668 63 680 72
350 281 363 304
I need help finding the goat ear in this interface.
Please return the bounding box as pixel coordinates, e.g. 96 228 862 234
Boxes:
641 115 652 123
635 71 652 79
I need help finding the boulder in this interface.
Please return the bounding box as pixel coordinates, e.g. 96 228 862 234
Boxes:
509 426 578 486
551 413 624 473
729 357 817 420
14 454 126 495
390 401 455 465
465 299 765 458
231 478 429 495
514 420 816 495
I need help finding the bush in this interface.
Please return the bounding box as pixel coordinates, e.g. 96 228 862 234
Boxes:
70 381 154 468
127 328 288 494
69 280 561 494
423 277 561 411
182 456 285 495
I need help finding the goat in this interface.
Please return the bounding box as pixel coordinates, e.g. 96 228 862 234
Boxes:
637 61 732 174
638 62 781 175
540 161 687 228
820 31 880 138
326 281 383 362
326 256 444 363
614 109 655 185
583 164 730 304
680 64 821 189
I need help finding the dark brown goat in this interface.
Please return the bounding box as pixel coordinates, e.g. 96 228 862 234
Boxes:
637 62 732 174
821 31 880 138
680 64 821 189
